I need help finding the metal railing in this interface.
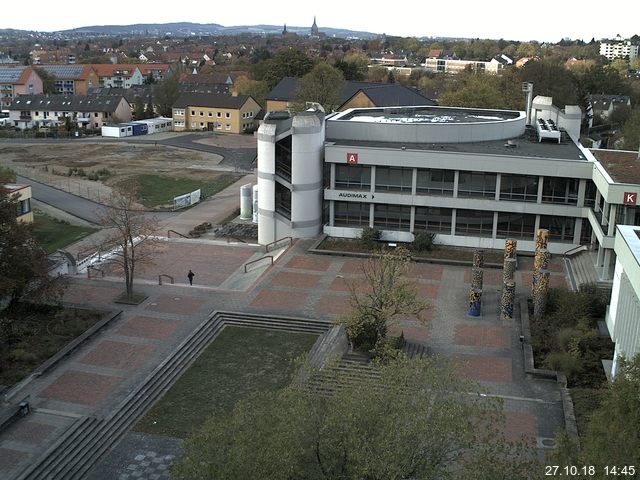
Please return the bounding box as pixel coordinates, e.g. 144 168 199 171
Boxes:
244 255 273 273
265 236 293 253
87 266 104 279
158 274 174 285
167 229 188 238
563 244 588 260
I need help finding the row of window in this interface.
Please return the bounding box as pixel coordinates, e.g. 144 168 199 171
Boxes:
333 202 579 242
334 165 585 206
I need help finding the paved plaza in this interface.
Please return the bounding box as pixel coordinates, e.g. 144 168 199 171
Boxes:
0 209 570 478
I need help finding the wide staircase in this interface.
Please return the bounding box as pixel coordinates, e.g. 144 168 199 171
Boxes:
565 250 612 295
15 312 330 480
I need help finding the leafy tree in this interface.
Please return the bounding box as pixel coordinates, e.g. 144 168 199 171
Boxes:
359 225 380 249
233 76 269 109
293 63 345 112
133 96 145 120
145 96 155 119
549 354 640 477
334 53 369 81
520 59 578 107
260 48 314 90
439 70 523 110
0 184 65 318
366 66 388 83
94 187 159 300
152 74 180 117
338 247 428 354
172 355 539 480
33 66 56 94
621 106 640 151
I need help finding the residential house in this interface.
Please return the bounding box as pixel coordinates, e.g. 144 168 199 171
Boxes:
172 92 261 133
265 77 436 112
90 64 144 88
422 55 504 74
38 65 99 95
88 86 155 118
138 64 172 83
589 94 632 122
3 184 33 223
0 66 43 110
8 94 131 130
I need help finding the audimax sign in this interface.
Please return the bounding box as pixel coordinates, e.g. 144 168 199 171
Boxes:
338 192 369 199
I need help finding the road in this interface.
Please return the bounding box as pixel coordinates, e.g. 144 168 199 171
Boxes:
18 175 176 224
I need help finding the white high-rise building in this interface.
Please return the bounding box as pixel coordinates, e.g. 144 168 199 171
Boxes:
599 37 639 60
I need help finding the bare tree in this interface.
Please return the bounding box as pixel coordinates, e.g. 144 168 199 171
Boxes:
95 188 159 300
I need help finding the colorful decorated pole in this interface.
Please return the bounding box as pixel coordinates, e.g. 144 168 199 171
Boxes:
503 258 517 285
504 238 517 260
533 269 551 318
468 288 482 317
471 267 484 290
501 281 516 320
473 249 485 269
535 229 549 252
532 248 550 294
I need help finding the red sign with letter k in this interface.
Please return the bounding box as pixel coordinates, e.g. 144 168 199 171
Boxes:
623 192 637 205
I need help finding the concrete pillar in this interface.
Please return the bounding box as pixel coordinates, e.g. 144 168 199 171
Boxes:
495 173 501 201
533 270 550 318
608 204 617 236
451 209 457 236
330 163 336 189
603 249 612 281
537 176 544 203
453 171 459 197
411 168 417 196
573 217 582 245
577 179 586 208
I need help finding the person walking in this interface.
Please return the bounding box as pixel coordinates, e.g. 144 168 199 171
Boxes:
187 269 195 285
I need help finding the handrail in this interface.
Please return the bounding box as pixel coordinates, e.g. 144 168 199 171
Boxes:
244 255 273 273
226 235 247 243
158 274 174 285
168 229 188 238
87 266 104 279
563 244 587 259
265 236 293 253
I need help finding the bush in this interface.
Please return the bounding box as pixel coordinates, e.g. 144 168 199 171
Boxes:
372 333 405 363
8 348 38 363
544 351 583 380
412 231 435 252
360 226 381 250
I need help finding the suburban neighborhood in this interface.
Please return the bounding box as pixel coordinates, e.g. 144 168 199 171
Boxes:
0 11 639 480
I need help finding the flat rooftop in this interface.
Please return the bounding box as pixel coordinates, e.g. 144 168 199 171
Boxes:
590 149 640 184
337 106 521 124
327 132 587 162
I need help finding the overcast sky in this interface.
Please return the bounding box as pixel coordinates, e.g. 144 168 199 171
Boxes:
4 0 638 42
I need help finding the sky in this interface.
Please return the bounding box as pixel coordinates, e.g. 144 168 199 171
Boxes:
3 0 639 43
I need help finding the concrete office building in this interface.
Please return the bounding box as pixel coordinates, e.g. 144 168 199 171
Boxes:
256 102 640 282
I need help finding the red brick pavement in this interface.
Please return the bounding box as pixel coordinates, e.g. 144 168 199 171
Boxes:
0 448 26 473
406 263 443 281
79 340 155 369
502 411 538 442
250 289 307 311
269 271 322 289
62 283 121 306
454 325 511 348
520 272 568 289
39 371 123 406
285 255 333 271
314 294 351 316
415 283 439 299
328 276 364 292
144 294 208 315
339 259 366 274
4 421 55 444
396 325 429 342
463 269 505 285
454 354 513 384
116 315 182 340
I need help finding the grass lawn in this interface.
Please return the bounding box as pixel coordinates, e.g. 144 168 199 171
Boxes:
32 209 98 253
117 173 241 208
0 305 103 387
134 326 318 439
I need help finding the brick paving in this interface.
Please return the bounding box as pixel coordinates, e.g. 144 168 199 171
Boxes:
0 233 570 479
39 371 123 406
463 268 504 285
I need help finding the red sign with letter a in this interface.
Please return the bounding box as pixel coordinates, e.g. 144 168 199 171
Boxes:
623 192 637 205
346 152 358 164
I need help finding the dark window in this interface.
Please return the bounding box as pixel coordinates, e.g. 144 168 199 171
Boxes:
539 215 575 243
455 209 494 237
16 198 31 216
275 182 291 220
414 206 452 233
584 181 597 207
334 201 369 227
373 204 411 230
335 164 371 190
375 166 413 193
496 213 536 239
275 136 292 182
416 169 454 196
500 175 538 202
457 171 496 199
542 177 579 205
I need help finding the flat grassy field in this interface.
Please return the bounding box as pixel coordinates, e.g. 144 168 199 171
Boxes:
117 173 241 208
32 209 98 253
134 326 318 439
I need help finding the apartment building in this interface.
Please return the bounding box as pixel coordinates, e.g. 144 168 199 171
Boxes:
599 37 639 60
37 65 99 95
172 93 261 133
0 66 43 110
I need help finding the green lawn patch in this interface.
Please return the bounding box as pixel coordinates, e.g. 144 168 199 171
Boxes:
117 173 241 208
0 305 103 387
32 209 98 253
134 326 318 439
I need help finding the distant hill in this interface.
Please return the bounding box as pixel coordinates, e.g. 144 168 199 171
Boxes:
59 22 378 39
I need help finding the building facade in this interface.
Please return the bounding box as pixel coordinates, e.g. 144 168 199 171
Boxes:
257 104 640 284
4 184 33 223
0 66 43 110
38 65 99 95
599 38 639 60
172 93 260 133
